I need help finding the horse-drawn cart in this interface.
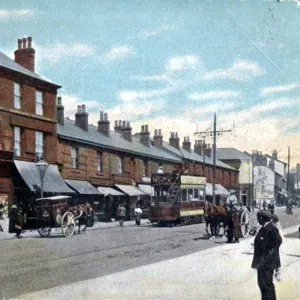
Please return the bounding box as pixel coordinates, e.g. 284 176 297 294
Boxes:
239 207 251 238
35 195 76 237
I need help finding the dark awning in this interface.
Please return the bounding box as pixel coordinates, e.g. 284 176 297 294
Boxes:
115 184 146 196
65 180 100 195
206 183 229 196
14 160 75 194
97 186 125 196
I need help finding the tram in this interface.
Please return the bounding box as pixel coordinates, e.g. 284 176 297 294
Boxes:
150 172 206 226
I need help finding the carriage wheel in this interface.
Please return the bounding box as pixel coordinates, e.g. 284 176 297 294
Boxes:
240 209 250 238
61 212 75 237
38 219 51 237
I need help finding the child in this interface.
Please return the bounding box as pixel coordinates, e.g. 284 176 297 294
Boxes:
271 214 283 281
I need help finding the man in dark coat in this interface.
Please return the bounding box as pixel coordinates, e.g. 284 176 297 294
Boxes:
251 210 282 300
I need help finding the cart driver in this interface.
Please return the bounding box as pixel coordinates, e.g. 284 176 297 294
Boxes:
226 190 238 207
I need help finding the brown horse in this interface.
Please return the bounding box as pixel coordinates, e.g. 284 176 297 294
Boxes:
204 203 227 239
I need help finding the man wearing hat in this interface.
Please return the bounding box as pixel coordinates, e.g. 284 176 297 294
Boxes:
251 210 282 300
225 190 238 243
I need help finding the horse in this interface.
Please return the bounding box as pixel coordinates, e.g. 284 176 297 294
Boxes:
204 203 227 239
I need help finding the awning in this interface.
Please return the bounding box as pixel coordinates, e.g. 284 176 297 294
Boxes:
97 186 125 197
115 184 146 197
65 180 100 195
206 184 229 196
14 160 75 194
138 184 154 196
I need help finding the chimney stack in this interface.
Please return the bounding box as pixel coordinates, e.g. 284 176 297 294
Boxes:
56 96 64 125
14 36 35 72
204 143 212 158
194 140 205 155
75 104 89 131
98 110 110 136
153 129 163 149
114 120 123 133
140 124 150 146
169 132 180 148
121 120 132 142
182 136 191 152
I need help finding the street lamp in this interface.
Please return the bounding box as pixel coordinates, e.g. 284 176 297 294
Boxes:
35 159 49 198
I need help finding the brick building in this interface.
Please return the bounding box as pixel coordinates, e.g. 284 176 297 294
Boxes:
0 37 74 218
56 100 239 214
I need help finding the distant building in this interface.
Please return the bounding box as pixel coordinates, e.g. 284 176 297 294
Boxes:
216 148 252 206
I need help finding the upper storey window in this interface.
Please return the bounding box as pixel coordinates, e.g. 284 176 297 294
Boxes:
14 82 21 109
35 91 43 115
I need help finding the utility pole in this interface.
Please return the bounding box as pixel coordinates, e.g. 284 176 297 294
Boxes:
287 146 290 198
194 113 233 205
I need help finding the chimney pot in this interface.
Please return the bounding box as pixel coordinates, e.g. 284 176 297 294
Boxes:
141 125 145 132
154 129 158 136
127 121 130 127
158 129 161 135
17 39 22 50
119 120 122 126
104 112 108 120
77 105 81 113
145 125 148 132
122 120 126 128
56 96 64 125
28 36 32 48
99 110 104 120
115 120 118 127
57 96 62 105
22 37 27 49
82 104 86 113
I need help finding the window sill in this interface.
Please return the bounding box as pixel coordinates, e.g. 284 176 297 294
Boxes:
71 169 81 174
96 172 104 176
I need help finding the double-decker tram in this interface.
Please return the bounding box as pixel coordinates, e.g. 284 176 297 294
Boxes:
150 172 206 226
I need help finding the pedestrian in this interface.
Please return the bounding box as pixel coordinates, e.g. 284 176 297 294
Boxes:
271 214 284 282
262 199 267 210
134 205 143 226
117 203 126 227
9 203 23 238
225 190 238 243
251 210 282 300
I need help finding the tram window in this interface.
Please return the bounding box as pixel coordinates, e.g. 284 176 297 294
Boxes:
199 189 204 200
188 189 193 201
194 189 199 199
181 189 187 201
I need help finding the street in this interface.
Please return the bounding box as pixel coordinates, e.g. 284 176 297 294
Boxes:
1 207 300 300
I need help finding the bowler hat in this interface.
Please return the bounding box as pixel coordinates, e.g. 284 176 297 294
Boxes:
257 210 271 220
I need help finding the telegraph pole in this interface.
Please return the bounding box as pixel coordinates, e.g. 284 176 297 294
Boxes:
194 113 232 205
287 146 290 198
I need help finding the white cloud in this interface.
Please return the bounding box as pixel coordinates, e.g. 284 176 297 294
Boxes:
102 46 134 61
259 83 300 97
36 43 95 63
59 94 100 117
189 90 241 101
132 74 169 82
204 60 265 81
166 55 200 72
0 9 34 20
132 25 176 40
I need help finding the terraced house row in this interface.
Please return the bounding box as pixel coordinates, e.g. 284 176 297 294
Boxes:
0 37 238 223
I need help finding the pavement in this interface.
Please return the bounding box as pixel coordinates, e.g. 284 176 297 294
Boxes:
8 223 300 300
0 216 148 241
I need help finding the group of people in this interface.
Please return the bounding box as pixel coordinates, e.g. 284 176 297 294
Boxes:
116 203 143 227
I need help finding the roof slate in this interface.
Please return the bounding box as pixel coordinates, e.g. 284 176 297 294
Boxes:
161 142 236 170
216 148 252 161
0 50 59 87
57 118 181 162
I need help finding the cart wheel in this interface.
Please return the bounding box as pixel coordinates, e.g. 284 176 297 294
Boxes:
240 209 250 238
61 211 75 237
38 219 51 237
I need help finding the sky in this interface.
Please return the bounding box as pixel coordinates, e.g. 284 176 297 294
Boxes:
1 0 300 167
